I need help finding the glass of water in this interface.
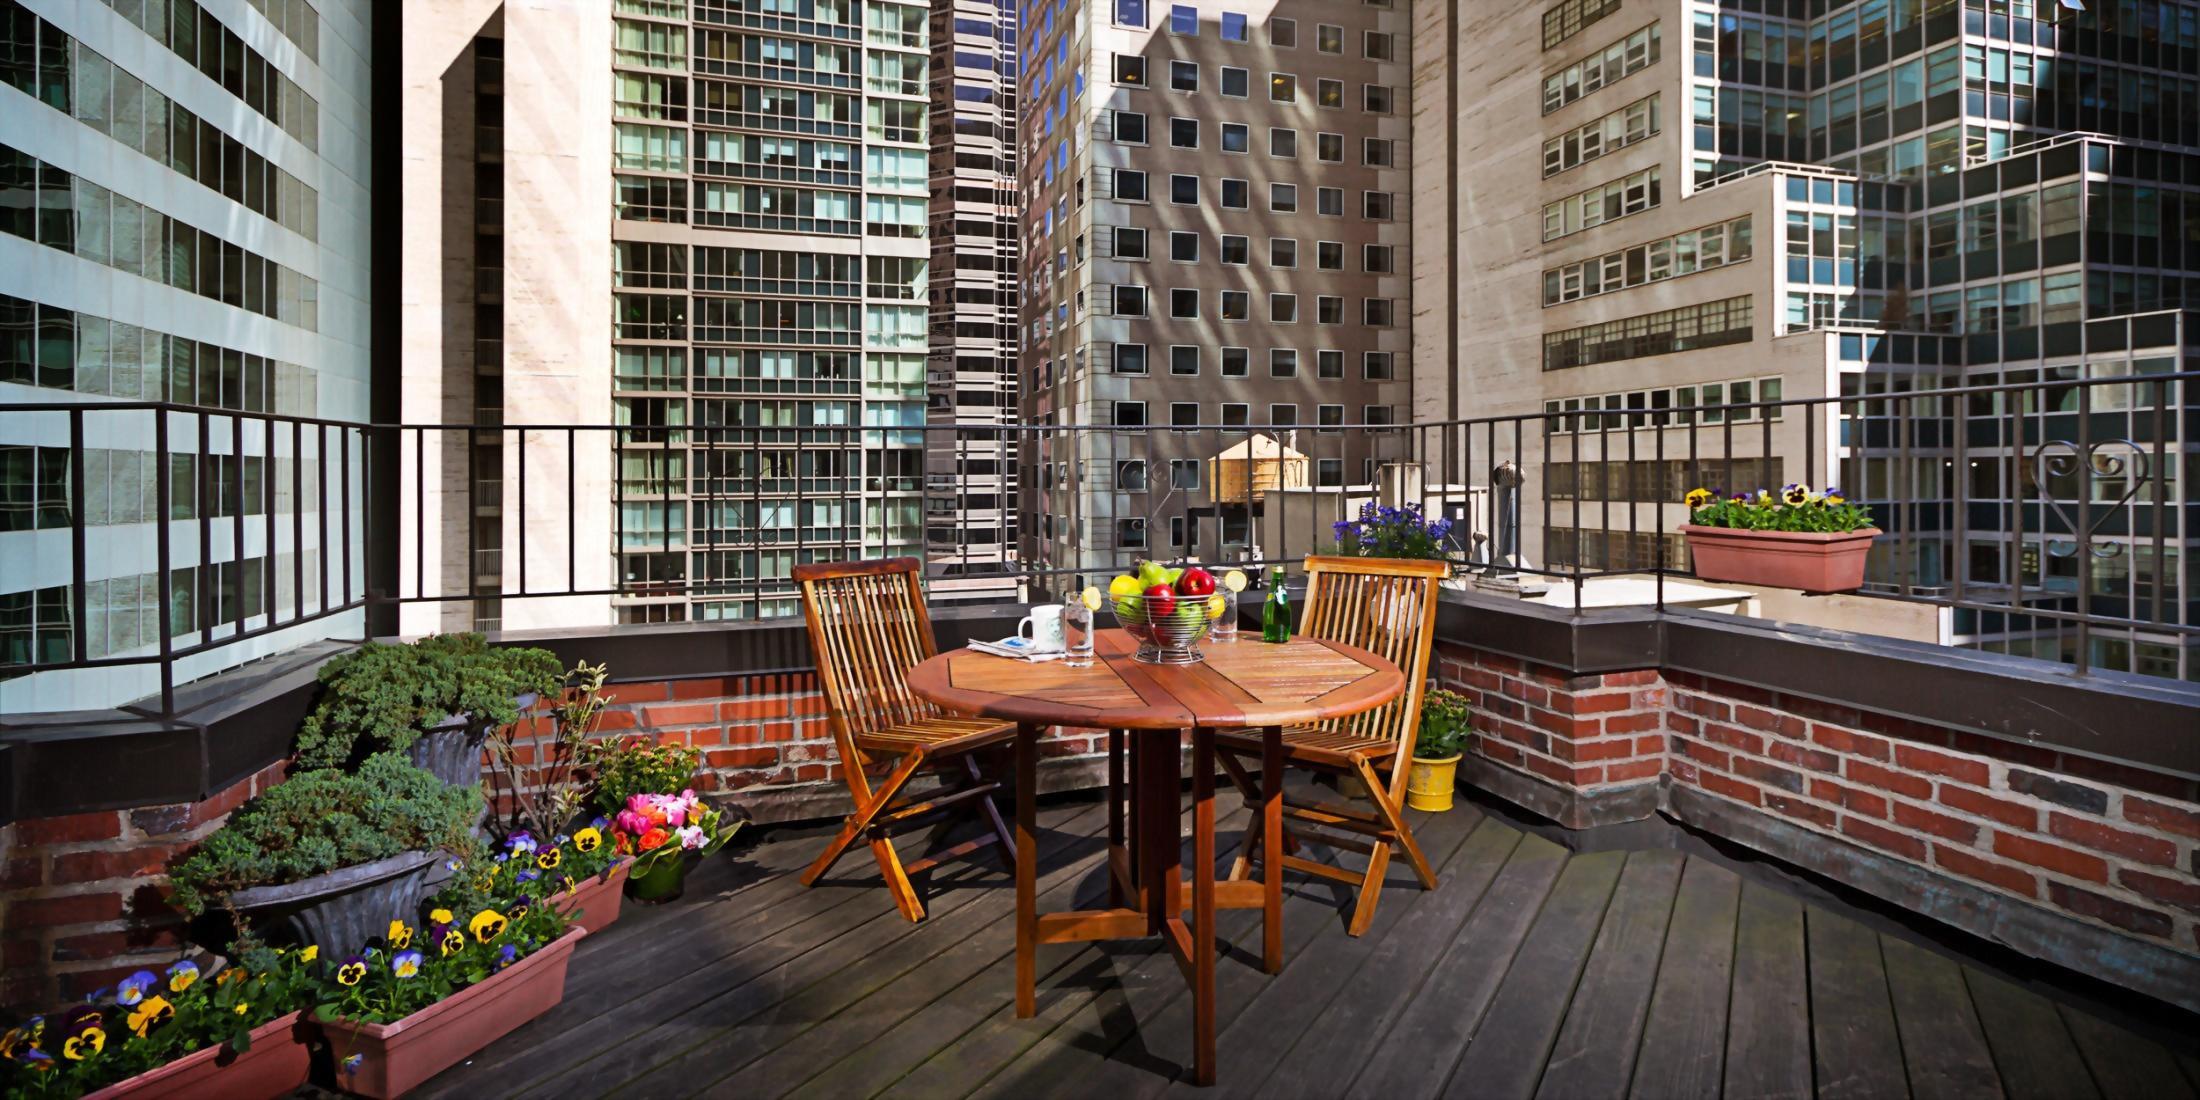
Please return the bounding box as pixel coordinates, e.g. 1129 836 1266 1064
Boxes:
1062 589 1095 667
1208 588 1238 643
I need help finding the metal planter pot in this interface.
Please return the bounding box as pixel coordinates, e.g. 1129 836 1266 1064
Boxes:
407 691 538 790
226 850 438 956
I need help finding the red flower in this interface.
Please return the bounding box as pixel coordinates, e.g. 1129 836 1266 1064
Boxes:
638 827 670 852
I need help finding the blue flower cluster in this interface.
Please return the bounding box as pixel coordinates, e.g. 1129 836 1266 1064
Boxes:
1331 502 1454 560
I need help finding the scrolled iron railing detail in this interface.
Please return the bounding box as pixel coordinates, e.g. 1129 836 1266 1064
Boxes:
2033 439 2151 560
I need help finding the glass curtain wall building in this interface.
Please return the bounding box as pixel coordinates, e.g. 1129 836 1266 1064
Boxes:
609 0 935 623
1424 0 2197 681
1 0 371 711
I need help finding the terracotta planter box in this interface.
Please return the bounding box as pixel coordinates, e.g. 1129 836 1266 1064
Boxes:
84 1011 310 1100
317 926 586 1098
553 858 631 931
1682 525 1881 594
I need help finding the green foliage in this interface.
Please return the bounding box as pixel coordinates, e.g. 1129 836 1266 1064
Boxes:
295 634 566 770
586 739 702 816
312 849 572 1029
1415 688 1472 760
1684 485 1875 534
167 754 482 917
486 662 611 843
0 947 317 1098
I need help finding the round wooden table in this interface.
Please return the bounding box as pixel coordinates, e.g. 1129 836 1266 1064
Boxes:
906 628 1405 1085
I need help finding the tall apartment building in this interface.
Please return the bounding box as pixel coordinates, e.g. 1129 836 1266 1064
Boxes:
2 0 373 711
1019 0 1414 586
1415 0 2198 680
925 0 1021 595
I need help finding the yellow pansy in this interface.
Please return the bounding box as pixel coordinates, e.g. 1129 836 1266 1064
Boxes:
429 908 454 925
468 909 508 943
299 945 319 964
387 919 413 950
572 827 603 853
61 1030 104 1061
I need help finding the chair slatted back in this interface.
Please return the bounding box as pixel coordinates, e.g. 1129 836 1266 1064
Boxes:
1298 556 1447 786
794 558 942 742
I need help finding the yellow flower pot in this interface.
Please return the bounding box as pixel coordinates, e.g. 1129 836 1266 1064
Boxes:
1405 753 1462 812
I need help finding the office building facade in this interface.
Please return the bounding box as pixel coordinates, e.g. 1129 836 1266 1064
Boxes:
2 0 373 711
1416 0 2198 679
1018 0 1414 584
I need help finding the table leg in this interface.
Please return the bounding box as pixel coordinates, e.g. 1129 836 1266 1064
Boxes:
1191 726 1218 1086
1139 729 1178 935
1014 721 1039 1018
1107 728 1126 908
1262 724 1284 974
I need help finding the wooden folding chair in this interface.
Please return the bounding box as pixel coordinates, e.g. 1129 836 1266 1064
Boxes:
793 557 1017 921
1214 555 1447 936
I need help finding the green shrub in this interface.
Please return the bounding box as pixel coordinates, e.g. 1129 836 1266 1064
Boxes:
168 753 482 917
295 633 566 770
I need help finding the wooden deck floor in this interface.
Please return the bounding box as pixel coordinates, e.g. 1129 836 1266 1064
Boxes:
418 793 2200 1099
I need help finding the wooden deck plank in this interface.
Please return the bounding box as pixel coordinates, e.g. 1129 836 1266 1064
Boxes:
610 804 1123 1097
1173 807 1489 1100
1628 857 1743 1100
484 804 1106 1099
1880 936 2004 1100
1723 881 1812 1100
1442 849 1628 1100
1345 830 1571 1099
1534 849 1688 1100
1807 908 1911 1100
1228 816 1526 1099
1962 968 2097 1100
2059 1004 2199 1100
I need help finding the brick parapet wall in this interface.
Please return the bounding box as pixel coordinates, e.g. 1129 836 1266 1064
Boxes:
1433 641 2200 970
1 675 1110 1013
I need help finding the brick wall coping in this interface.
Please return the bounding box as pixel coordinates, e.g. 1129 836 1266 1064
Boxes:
6 591 2195 825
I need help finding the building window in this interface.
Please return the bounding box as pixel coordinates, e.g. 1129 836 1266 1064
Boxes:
1365 351 1395 380
1271 294 1298 322
1270 403 1299 426
1115 110 1149 144
1118 460 1149 490
1221 403 1250 427
1221 235 1249 264
1270 73 1296 102
1270 348 1298 376
1171 60 1200 92
1365 191 1395 220
1317 133 1343 162
1171 116 1200 147
1541 216 1752 306
1116 168 1149 201
1270 183 1298 212
1222 11 1248 40
1271 239 1298 268
1318 187 1343 216
1222 66 1250 97
1541 167 1660 241
1221 347 1250 377
1115 54 1148 85
1222 179 1249 209
1170 174 1200 204
1171 402 1200 430
1543 23 1660 115
1317 23 1343 52
1114 226 1149 259
1171 288 1200 318
1271 128 1297 158
1542 0 1621 51
1113 285 1149 316
1270 17 1297 46
1318 350 1344 378
1364 299 1395 326
1114 400 1148 426
1119 518 1149 547
1318 79 1344 108
1365 85 1393 114
1116 0 1149 26
1363 138 1395 167
1317 458 1344 485
1319 404 1345 433
1221 290 1250 320
1171 345 1201 375
1170 230 1200 262
1365 31 1396 60
1542 93 1659 178
1114 342 1148 373
1171 459 1201 489
1317 242 1344 270
1318 295 1343 323
1169 3 1197 34
1222 122 1249 153
1364 405 1396 432
1542 296 1754 371
1364 244 1394 273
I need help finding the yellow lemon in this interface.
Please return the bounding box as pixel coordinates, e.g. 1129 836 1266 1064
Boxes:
1081 586 1103 611
1222 569 1248 593
1108 574 1143 599
1207 595 1226 619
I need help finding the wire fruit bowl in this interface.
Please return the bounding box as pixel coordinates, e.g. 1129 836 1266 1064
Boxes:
1113 591 1215 665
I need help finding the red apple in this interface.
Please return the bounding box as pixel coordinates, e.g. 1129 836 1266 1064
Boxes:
1175 566 1216 597
1143 584 1178 619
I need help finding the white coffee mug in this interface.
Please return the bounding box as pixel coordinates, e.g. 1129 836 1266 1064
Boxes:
1019 604 1066 651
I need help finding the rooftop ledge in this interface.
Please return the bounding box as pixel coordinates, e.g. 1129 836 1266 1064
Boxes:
2 591 2193 826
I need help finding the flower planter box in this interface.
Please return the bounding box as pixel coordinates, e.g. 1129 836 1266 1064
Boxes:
553 858 632 931
1681 525 1881 594
227 849 438 956
83 1012 311 1100
317 926 587 1099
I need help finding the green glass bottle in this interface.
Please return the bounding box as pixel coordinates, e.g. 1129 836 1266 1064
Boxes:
1261 565 1291 643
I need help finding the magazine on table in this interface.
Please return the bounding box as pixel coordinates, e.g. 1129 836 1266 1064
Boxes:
968 636 1068 662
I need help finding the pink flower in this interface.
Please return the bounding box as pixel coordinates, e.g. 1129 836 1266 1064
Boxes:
660 798 687 828
677 825 705 850
616 809 650 835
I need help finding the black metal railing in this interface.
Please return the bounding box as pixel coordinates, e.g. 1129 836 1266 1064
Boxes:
1 367 2193 715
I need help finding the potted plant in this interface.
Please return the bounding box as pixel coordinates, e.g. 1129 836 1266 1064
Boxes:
1330 501 1456 562
1405 689 1472 812
312 860 582 1100
612 789 745 905
169 753 481 955
0 949 317 1100
296 633 566 789
1680 485 1880 593
482 662 633 930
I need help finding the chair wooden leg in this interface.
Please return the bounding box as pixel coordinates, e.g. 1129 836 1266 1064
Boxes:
1346 838 1391 937
967 754 1017 874
1356 758 1437 890
1215 750 1264 882
871 832 926 922
803 750 922 888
